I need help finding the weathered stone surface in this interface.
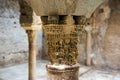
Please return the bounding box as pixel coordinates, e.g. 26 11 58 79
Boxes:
88 0 120 69
0 0 43 67
19 0 33 24
46 64 79 80
104 0 120 69
0 0 28 67
91 0 111 67
26 0 105 18
0 61 120 80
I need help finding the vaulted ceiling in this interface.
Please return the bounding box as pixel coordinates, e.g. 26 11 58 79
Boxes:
25 0 105 18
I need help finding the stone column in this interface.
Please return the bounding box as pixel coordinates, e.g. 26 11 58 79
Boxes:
19 0 41 79
42 15 79 80
85 25 92 66
23 25 40 80
27 30 37 80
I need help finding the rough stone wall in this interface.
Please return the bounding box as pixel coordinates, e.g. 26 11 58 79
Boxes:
104 0 120 69
77 0 111 66
90 0 120 69
0 0 28 67
91 0 111 67
0 0 43 67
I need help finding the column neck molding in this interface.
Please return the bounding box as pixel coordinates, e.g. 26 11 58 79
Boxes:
22 24 42 31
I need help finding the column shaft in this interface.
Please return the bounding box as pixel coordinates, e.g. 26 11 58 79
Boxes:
86 32 92 66
27 30 38 80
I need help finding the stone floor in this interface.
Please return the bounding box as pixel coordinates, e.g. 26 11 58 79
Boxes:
0 60 120 80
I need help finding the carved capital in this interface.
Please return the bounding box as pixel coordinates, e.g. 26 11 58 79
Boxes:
26 30 38 44
22 24 40 43
85 25 92 33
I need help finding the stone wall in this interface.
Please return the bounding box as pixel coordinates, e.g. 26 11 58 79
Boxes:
73 0 120 70
91 0 110 67
90 0 120 69
0 0 43 67
104 0 120 69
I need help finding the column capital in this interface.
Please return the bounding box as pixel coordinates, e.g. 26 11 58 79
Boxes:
21 23 42 31
85 25 92 33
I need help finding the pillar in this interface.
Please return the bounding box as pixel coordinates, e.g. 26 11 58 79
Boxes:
85 25 92 66
41 15 80 80
23 26 40 80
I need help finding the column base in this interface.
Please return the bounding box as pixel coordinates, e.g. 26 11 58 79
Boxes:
46 64 80 80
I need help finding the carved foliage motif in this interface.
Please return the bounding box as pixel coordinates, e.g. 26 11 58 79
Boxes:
43 24 78 65
42 16 88 65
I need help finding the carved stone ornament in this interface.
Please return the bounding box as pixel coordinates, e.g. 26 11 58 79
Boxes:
42 15 88 66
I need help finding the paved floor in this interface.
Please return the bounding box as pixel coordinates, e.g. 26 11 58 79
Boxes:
0 60 120 80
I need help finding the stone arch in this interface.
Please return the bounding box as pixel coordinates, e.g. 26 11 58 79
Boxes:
88 0 120 69
104 0 120 69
